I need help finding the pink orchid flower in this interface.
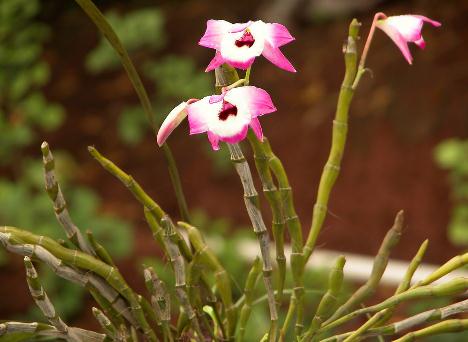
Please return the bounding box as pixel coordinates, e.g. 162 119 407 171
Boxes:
199 20 296 72
376 15 441 64
188 86 276 150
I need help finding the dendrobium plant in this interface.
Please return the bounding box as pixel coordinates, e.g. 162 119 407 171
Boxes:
199 20 296 72
375 14 441 64
4 3 463 342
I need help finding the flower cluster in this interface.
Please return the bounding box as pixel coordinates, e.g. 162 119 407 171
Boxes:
157 14 440 150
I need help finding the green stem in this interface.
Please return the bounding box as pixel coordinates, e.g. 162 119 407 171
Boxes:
227 143 278 342
318 277 468 335
179 222 236 339
41 141 96 256
248 132 287 304
324 211 403 325
1 226 156 341
73 0 190 222
301 256 346 341
303 19 361 263
394 319 468 342
236 257 262 342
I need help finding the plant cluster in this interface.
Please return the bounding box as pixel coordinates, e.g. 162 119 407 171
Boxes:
1 1 467 342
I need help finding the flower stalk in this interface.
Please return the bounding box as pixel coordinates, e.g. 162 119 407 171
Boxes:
73 0 190 222
303 18 360 264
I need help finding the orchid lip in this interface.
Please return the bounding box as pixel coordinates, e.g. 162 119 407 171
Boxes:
218 101 238 121
235 30 255 48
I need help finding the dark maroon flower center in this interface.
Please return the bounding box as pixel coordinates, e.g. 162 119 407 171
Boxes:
235 30 255 48
218 101 238 121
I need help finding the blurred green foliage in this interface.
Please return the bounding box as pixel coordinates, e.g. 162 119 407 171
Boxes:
85 7 232 173
434 139 468 246
0 0 64 163
0 0 134 320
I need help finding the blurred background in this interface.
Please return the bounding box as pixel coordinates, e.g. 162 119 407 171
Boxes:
0 0 467 340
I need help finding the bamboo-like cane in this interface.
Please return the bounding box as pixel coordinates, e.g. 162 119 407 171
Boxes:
324 211 404 325
144 210 203 341
41 142 95 255
393 319 468 342
87 230 117 267
144 267 174 342
0 231 133 328
24 256 68 333
303 19 361 263
236 256 263 342
92 307 119 340
227 143 279 342
318 277 468 334
322 299 468 341
339 239 429 342
179 221 236 339
248 132 287 304
87 146 193 261
72 0 190 223
24 256 107 342
0 227 156 341
0 321 106 342
414 252 468 287
301 256 346 341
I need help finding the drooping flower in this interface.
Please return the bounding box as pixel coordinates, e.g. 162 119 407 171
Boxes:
376 15 441 64
187 86 276 150
199 20 296 72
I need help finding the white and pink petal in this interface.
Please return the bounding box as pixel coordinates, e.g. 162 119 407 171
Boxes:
225 86 276 118
156 102 188 146
187 97 222 135
262 42 296 72
265 22 295 48
199 20 232 50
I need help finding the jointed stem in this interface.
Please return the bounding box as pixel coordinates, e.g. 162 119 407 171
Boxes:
227 143 278 342
0 227 157 341
303 19 360 264
41 142 96 256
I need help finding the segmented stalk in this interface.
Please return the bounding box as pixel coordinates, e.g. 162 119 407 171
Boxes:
41 141 95 255
393 319 468 342
1 227 156 341
88 146 193 261
87 230 116 267
321 299 468 342
303 19 361 262
227 143 278 342
24 256 68 333
324 211 404 325
144 211 203 341
144 267 173 342
415 252 468 287
0 231 132 328
301 256 346 341
248 131 287 303
92 307 119 340
0 321 105 342
318 277 468 334
236 257 262 342
179 222 236 339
